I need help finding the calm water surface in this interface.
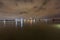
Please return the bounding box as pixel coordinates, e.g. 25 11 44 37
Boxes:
0 21 60 40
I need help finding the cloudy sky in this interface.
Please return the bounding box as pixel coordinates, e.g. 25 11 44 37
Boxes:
0 0 60 18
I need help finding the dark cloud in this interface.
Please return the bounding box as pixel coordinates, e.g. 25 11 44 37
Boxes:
55 6 60 9
14 0 33 6
15 0 33 3
38 0 50 9
33 0 49 12
0 1 4 8
19 11 28 15
54 0 60 9
42 0 49 6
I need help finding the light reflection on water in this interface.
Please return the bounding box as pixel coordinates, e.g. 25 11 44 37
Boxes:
52 24 60 29
0 19 60 40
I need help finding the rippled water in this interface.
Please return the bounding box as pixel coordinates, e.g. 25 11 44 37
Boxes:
0 21 60 40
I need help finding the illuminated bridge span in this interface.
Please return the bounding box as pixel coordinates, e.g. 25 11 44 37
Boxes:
0 18 60 28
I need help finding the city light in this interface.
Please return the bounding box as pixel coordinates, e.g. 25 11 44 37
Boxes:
15 19 18 27
0 18 60 28
3 19 6 26
20 18 24 28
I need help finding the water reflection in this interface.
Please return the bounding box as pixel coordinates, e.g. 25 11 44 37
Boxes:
52 24 60 28
0 18 60 40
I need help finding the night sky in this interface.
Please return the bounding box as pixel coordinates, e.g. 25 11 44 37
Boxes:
0 0 60 18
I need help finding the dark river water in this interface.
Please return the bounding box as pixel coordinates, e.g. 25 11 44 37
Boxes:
0 20 60 40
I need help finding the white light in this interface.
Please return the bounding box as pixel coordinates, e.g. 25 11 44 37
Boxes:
44 19 48 23
24 19 26 22
15 19 18 27
33 19 35 23
20 18 23 28
4 19 6 26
